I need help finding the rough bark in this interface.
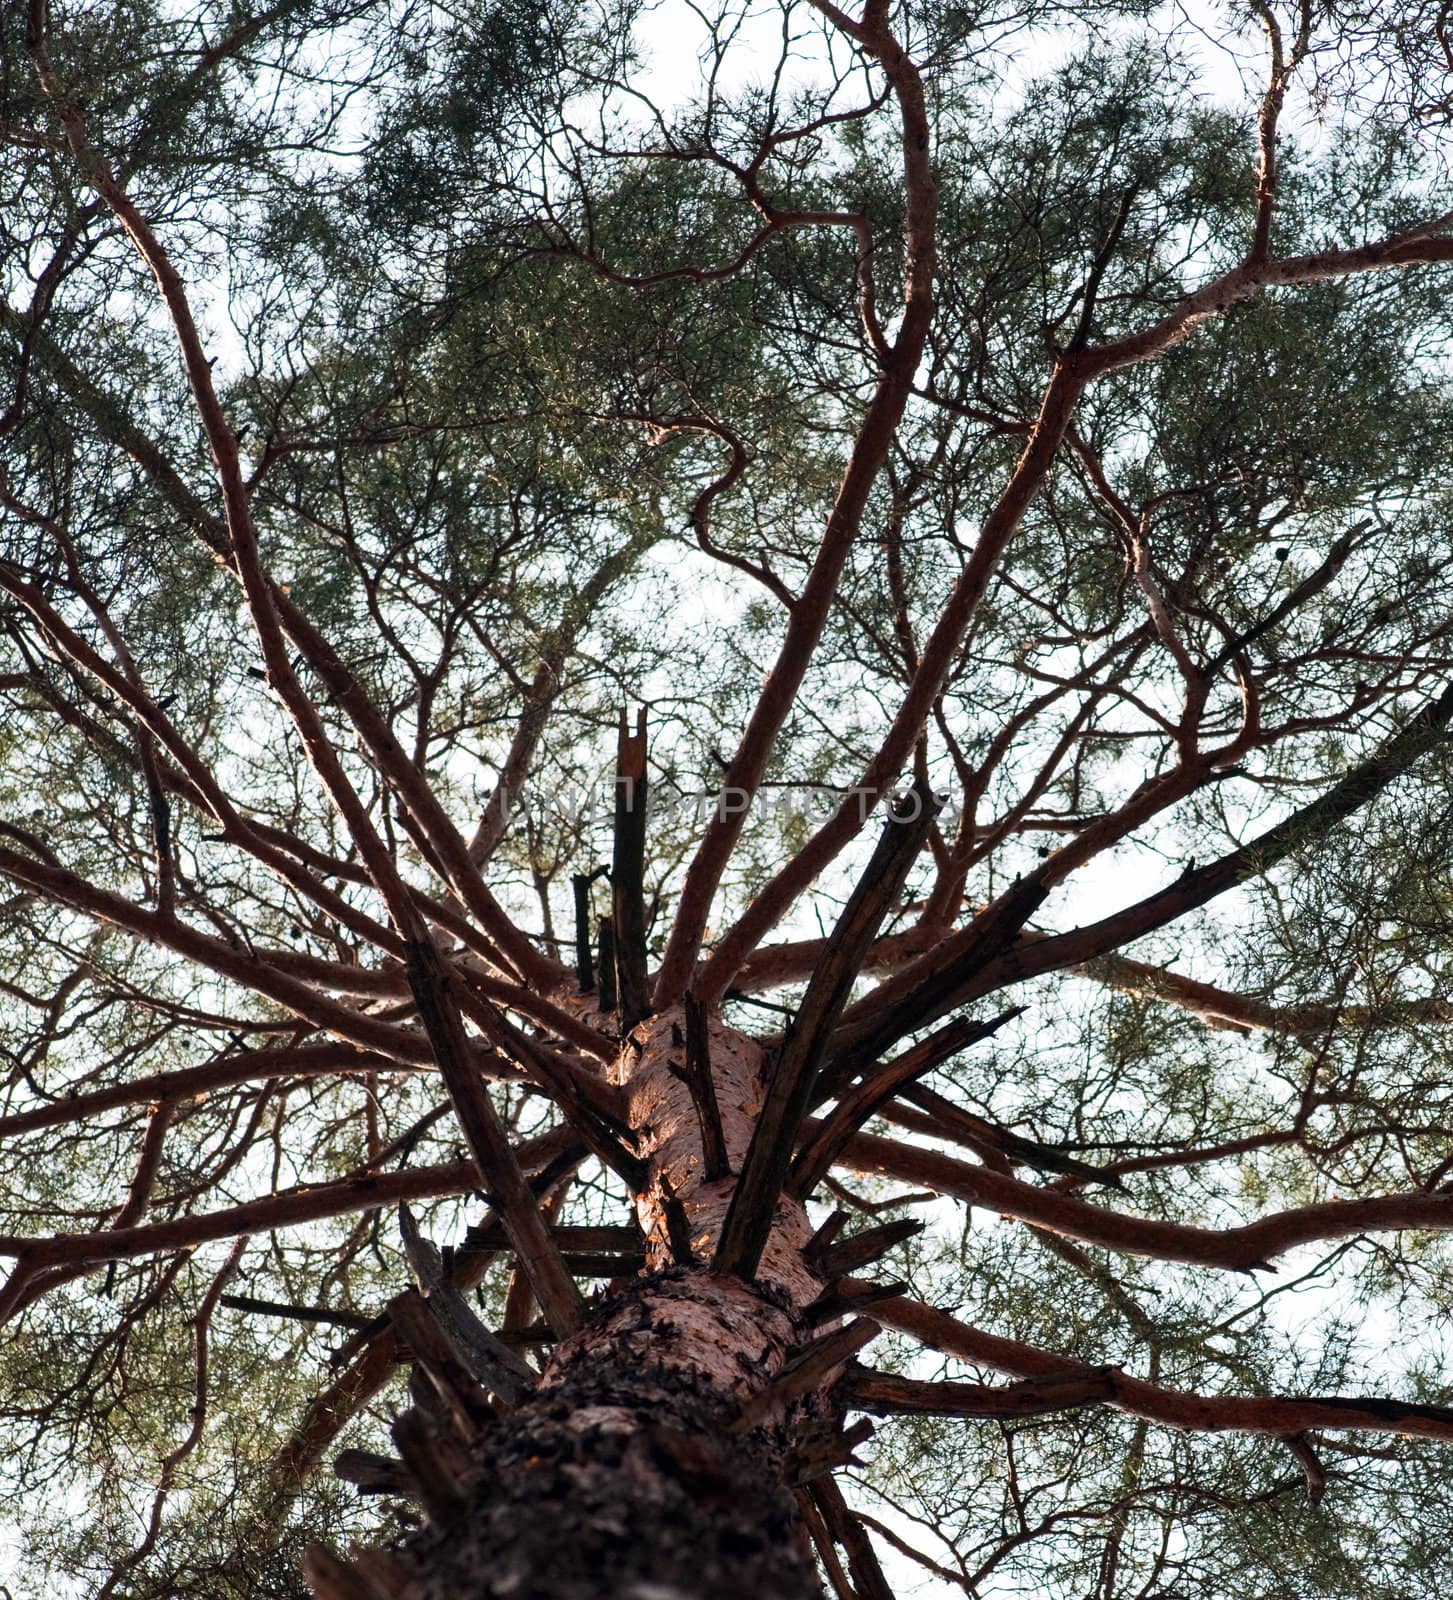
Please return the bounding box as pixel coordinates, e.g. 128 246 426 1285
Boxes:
391 1271 822 1600
342 1009 831 1600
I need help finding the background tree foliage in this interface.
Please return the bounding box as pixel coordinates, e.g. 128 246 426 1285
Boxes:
6 0 1453 1594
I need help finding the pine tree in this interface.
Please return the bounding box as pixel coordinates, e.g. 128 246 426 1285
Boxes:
6 1 1453 1595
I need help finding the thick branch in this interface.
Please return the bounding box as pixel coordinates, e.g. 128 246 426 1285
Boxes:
652 6 938 1005
405 940 584 1336
842 1127 1453 1272
875 1295 1453 1442
398 1205 538 1403
854 675 1453 1049
845 1365 1117 1419
792 1007 1021 1197
715 783 940 1280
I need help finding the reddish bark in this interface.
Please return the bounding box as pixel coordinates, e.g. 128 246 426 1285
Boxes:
318 1011 835 1600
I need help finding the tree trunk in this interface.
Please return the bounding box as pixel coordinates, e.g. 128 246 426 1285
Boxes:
397 1271 823 1600
341 1009 832 1600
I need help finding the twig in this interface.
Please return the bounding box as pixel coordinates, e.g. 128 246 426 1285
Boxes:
597 916 617 1014
221 1293 372 1331
810 1475 897 1600
391 1407 469 1524
571 872 595 992
334 1449 411 1497
811 1218 924 1280
1282 1431 1328 1504
302 1542 389 1600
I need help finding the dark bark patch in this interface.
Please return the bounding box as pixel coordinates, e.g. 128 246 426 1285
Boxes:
389 1274 823 1600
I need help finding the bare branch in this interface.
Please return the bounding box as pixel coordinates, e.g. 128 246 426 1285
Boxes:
715 783 941 1280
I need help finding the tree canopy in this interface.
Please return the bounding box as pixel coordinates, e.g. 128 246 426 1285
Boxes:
6 0 1453 1595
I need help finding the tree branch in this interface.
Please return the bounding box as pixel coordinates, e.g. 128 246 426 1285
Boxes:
715 782 941 1280
875 1294 1453 1442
